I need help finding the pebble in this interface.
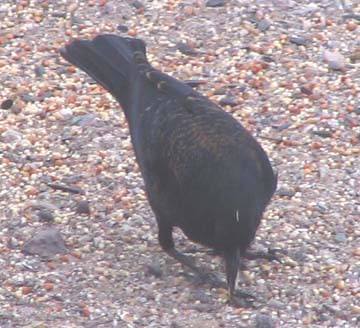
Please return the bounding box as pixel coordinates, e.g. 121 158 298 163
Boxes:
59 108 73 120
258 19 271 32
176 42 197 56
206 0 227 7
117 25 129 33
131 0 145 9
323 49 346 71
2 128 23 143
351 305 360 315
267 299 286 310
289 36 308 46
334 232 347 243
1 99 13 110
254 313 276 328
22 228 68 257
219 95 238 107
34 65 45 77
76 200 91 215
146 259 163 278
37 209 54 222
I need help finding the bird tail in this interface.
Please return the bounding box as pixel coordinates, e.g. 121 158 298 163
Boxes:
60 34 146 109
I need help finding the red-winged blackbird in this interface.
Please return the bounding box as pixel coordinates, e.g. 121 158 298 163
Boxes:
61 35 277 302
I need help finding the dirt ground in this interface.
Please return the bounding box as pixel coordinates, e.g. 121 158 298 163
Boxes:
0 0 359 327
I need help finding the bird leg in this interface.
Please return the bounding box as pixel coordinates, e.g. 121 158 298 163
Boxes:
224 248 240 300
167 248 255 302
166 248 219 285
224 249 256 307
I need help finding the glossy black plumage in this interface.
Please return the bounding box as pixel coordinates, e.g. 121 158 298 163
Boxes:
61 34 277 301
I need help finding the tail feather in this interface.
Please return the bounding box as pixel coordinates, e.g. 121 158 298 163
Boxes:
60 35 146 108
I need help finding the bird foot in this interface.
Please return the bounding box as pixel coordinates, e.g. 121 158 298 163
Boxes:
187 270 257 306
243 248 282 263
228 294 255 308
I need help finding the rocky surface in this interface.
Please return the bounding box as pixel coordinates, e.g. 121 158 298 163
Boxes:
0 0 359 327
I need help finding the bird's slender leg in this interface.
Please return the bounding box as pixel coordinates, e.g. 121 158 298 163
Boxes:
166 248 213 281
224 249 256 306
158 222 222 286
166 248 254 301
157 221 200 273
224 248 240 300
158 221 254 302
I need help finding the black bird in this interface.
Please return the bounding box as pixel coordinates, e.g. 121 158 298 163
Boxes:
61 35 277 302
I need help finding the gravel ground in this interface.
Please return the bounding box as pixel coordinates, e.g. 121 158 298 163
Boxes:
0 0 359 327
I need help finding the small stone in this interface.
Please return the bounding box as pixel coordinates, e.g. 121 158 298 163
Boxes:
59 108 73 120
219 96 237 107
323 49 346 70
258 19 271 32
351 305 360 315
35 65 45 77
185 318 220 328
71 15 84 25
312 130 333 138
335 280 345 290
37 210 54 222
71 113 96 127
206 0 227 7
20 93 36 103
300 85 312 95
1 99 13 110
52 12 66 18
117 25 129 33
276 188 295 197
2 128 23 143
43 282 54 291
176 42 197 56
267 299 286 309
213 87 227 95
346 22 357 31
349 50 360 62
76 200 91 215
334 232 346 243
289 36 307 46
254 314 276 328
22 228 67 257
316 202 328 213
146 259 163 278
184 6 195 16
128 28 137 37
10 102 22 115
323 304 341 314
131 0 144 9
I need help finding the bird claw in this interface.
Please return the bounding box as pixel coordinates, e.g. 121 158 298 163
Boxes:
243 247 282 263
190 271 223 288
228 294 255 308
232 289 256 300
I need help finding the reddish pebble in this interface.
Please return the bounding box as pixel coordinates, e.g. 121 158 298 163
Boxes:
128 29 137 37
22 286 33 295
311 142 322 150
346 23 357 31
184 6 195 16
81 307 91 317
44 282 54 291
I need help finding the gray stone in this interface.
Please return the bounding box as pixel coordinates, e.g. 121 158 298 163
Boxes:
22 228 67 257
